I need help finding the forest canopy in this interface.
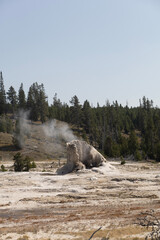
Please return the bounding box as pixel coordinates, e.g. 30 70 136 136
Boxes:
1 71 160 161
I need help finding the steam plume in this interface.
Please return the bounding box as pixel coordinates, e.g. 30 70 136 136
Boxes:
14 110 31 149
42 119 77 142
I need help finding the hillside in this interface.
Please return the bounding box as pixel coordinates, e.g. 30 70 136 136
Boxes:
0 120 71 163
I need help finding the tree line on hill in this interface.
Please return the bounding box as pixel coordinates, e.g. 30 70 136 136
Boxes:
1 71 160 161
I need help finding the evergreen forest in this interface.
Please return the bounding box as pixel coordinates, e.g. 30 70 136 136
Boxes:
1 71 160 161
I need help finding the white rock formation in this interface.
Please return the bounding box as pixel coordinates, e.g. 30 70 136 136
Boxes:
57 140 108 174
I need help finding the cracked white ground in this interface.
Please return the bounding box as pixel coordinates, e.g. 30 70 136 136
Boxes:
0 160 160 240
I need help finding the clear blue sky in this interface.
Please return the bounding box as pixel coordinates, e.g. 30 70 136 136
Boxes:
1 0 160 107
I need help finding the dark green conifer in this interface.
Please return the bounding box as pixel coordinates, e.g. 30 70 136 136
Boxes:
0 72 6 114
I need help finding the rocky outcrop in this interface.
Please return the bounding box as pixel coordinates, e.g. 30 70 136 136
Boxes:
57 140 107 174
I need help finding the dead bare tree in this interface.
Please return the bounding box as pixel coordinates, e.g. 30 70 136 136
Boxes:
88 227 109 240
88 227 102 240
137 209 160 240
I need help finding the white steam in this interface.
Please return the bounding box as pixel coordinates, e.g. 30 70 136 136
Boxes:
42 120 77 142
17 110 31 134
14 110 31 148
14 110 77 157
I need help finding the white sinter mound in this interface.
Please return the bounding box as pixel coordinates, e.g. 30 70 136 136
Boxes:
57 140 116 174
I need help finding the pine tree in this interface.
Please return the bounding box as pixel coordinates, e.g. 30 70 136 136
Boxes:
13 152 24 171
18 83 26 109
128 130 139 155
39 84 48 123
104 136 113 157
82 100 92 133
49 93 63 120
13 153 32 172
155 142 160 161
27 83 39 121
70 95 82 127
0 72 6 115
0 115 7 132
27 83 48 122
7 86 17 114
